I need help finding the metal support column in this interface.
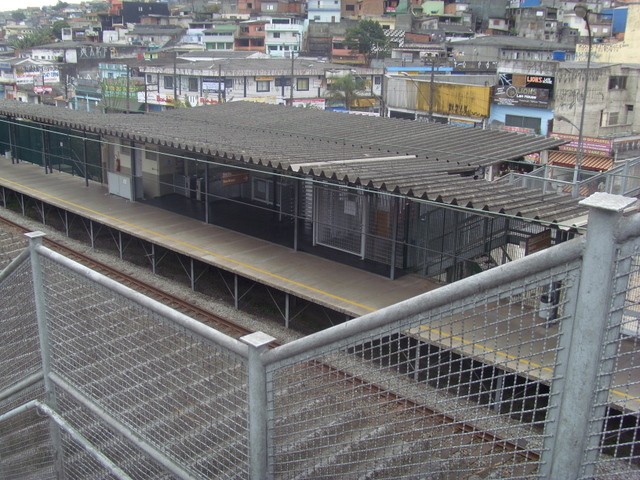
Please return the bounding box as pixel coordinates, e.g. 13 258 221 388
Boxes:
389 196 399 280
26 231 65 478
293 180 299 252
240 332 276 480
64 211 69 237
541 192 637 479
118 231 123 259
83 134 89 187
90 220 95 249
190 258 195 291
285 293 290 329
151 243 156 274
234 274 239 309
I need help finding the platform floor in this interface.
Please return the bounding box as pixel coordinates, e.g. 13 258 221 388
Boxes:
2 159 638 414
0 159 439 318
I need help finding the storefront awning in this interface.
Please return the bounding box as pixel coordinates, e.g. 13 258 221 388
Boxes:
548 150 613 172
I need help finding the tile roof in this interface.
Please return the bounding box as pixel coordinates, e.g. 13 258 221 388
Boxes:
0 100 587 227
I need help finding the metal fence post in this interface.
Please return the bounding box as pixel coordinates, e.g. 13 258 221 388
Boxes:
541 193 637 479
241 332 276 480
26 231 66 478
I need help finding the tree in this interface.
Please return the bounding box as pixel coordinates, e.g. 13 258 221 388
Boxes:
10 29 55 50
11 11 26 22
325 74 367 111
344 19 387 66
51 20 70 40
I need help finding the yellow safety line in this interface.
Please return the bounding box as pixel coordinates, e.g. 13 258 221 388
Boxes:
1 177 376 312
418 324 640 405
4 175 640 407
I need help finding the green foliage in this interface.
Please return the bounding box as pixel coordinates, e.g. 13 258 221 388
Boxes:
11 11 26 22
53 1 70 10
51 20 70 40
345 20 387 65
10 29 55 50
325 74 367 110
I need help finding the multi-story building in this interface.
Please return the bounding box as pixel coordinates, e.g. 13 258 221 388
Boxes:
509 5 560 42
307 0 342 23
137 57 383 111
264 18 304 58
235 20 267 53
203 24 238 52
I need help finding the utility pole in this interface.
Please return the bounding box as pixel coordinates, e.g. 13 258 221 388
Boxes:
173 51 178 107
289 33 299 106
428 56 436 122
126 66 130 113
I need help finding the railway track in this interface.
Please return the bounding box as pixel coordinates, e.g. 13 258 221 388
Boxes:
0 211 542 472
0 214 254 338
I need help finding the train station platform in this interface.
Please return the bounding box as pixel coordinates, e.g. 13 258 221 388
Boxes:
2 158 639 415
0 158 439 319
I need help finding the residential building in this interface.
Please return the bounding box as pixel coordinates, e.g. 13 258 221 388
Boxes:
450 36 576 63
575 3 640 63
265 18 303 58
203 24 238 52
235 20 267 53
137 57 383 110
308 0 341 23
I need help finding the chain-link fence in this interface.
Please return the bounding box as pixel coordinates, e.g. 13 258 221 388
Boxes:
1 192 640 479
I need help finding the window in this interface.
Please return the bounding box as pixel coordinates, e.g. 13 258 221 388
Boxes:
273 32 280 38
256 80 270 92
296 77 309 91
164 76 174 89
627 104 634 112
146 74 154 84
605 112 619 126
188 77 198 92
374 76 381 85
346 4 354 10
609 76 627 90
505 114 541 134
252 177 274 204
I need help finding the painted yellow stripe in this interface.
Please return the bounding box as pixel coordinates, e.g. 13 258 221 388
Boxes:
1 176 375 313
418 324 639 405
4 175 639 407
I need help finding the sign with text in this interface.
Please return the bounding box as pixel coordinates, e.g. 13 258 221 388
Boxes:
551 132 613 156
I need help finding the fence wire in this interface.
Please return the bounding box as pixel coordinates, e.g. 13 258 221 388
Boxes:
0 258 41 411
579 241 640 479
267 263 580 479
2 203 640 478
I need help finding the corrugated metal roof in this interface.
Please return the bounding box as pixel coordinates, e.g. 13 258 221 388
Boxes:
549 150 613 172
0 100 587 226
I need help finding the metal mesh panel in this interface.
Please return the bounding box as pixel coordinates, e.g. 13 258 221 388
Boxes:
267 263 580 478
55 387 176 479
37 255 250 479
0 258 41 402
580 241 640 479
314 185 364 255
0 406 56 479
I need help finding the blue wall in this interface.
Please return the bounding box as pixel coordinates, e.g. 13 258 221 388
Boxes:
490 104 554 136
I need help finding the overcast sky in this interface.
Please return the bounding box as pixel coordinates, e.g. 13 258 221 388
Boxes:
0 0 83 12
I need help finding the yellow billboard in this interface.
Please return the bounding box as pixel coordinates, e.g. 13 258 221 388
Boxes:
416 83 491 118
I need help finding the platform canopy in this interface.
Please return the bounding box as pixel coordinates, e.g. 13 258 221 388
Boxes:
0 100 589 226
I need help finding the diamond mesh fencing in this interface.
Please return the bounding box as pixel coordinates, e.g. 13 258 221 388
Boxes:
0 258 41 412
578 240 640 479
266 262 580 479
38 254 250 479
0 406 56 479
1 246 250 479
3 199 640 479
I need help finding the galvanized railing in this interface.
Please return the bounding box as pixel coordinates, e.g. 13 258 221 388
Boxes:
1 192 640 479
